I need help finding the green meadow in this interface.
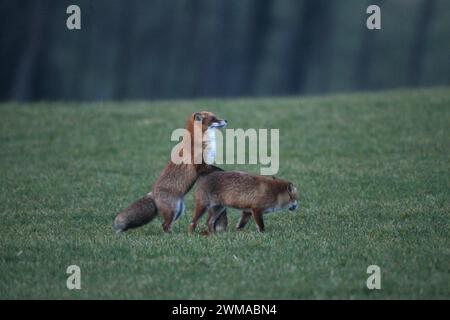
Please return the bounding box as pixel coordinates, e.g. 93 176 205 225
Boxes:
0 88 449 299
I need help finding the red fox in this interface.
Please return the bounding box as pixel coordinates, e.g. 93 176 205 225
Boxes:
113 111 228 233
189 171 299 234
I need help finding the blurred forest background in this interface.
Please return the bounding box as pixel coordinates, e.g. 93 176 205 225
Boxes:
0 0 449 101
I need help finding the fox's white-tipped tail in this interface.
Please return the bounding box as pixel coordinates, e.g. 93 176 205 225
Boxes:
113 193 158 232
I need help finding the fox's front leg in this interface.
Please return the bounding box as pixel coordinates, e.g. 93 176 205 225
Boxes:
236 211 252 230
251 209 265 233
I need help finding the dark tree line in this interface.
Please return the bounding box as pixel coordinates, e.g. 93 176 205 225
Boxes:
0 0 449 101
408 0 436 87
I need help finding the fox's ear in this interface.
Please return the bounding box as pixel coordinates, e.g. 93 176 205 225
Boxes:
194 112 203 122
287 183 296 194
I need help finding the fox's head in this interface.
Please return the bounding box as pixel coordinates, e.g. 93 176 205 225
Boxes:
286 183 299 211
276 181 299 211
192 111 227 132
178 111 227 165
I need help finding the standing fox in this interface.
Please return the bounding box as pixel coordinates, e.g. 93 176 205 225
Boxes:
189 171 299 234
113 111 228 233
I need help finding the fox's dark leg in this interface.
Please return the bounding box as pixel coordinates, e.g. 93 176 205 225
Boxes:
207 206 226 233
213 209 228 232
189 202 208 234
199 165 228 232
236 211 252 230
251 209 265 233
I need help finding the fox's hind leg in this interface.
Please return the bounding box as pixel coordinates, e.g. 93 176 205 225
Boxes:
161 209 176 233
213 209 228 233
158 199 183 233
189 201 208 234
207 206 226 234
236 211 252 230
251 209 265 233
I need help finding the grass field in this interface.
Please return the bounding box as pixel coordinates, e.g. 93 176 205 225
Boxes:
0 88 449 299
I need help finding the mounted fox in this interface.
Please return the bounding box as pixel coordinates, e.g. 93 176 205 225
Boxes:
113 111 228 233
189 171 299 234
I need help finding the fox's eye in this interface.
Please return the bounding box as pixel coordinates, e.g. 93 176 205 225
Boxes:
287 183 295 194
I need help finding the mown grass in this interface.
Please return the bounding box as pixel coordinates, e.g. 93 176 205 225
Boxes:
0 88 449 299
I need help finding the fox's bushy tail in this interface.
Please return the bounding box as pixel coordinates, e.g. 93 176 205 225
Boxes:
113 193 158 232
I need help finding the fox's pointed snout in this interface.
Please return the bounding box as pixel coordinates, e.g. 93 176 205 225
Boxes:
113 214 128 233
210 119 227 129
288 200 298 211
